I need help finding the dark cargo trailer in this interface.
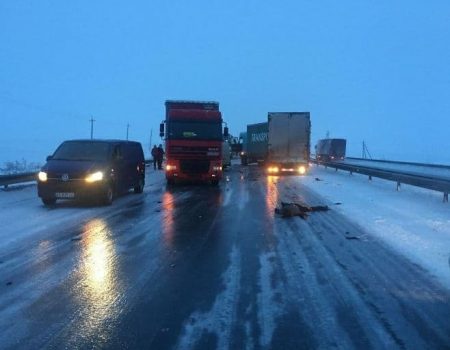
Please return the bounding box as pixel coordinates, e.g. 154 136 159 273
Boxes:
316 138 346 161
241 122 268 165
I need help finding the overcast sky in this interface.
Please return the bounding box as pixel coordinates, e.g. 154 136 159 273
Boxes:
1 0 450 164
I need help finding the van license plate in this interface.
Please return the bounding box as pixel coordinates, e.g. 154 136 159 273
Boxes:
55 192 75 198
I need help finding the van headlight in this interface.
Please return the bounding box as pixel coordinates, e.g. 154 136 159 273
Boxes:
38 171 48 182
85 171 104 183
298 166 306 174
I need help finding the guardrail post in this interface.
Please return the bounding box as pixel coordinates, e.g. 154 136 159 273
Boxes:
396 182 401 191
444 193 448 203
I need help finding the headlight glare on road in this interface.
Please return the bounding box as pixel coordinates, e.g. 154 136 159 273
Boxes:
85 171 104 183
298 166 306 174
38 171 48 182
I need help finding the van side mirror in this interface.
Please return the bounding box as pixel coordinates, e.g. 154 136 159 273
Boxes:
46 155 53 161
223 126 229 138
159 123 164 137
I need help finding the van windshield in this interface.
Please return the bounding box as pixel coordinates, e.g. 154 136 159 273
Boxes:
52 141 111 161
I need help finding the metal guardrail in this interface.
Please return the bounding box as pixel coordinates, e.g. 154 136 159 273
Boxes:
312 159 450 202
0 172 38 188
345 157 450 170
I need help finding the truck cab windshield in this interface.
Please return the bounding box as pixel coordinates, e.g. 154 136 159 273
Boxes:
168 121 222 140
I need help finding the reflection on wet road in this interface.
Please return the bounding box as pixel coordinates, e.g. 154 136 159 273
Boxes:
76 218 118 344
0 165 449 349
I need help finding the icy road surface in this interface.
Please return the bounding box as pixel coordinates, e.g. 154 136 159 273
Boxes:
0 165 449 349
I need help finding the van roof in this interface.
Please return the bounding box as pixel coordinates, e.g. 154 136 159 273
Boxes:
64 139 141 144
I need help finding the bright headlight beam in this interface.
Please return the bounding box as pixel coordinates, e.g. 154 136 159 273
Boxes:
38 171 47 182
85 171 104 183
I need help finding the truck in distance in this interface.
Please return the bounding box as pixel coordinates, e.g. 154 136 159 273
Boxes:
266 112 311 175
240 122 268 166
315 138 346 161
160 100 228 185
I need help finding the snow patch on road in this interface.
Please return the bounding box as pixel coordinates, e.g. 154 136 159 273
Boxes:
176 246 241 350
256 252 283 348
301 166 450 290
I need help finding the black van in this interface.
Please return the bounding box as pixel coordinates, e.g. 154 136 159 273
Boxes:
37 139 145 206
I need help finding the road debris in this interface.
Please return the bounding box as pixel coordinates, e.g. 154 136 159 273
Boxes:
275 201 329 219
345 236 360 240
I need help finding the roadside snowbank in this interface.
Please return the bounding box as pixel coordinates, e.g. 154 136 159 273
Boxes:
301 165 450 290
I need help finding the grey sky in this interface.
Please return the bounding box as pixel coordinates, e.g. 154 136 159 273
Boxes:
1 1 449 164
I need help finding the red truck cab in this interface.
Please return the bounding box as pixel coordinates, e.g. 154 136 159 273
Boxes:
160 100 227 185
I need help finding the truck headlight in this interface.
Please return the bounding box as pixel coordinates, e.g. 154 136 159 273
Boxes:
166 164 177 171
268 167 279 173
38 171 48 182
213 165 222 171
85 171 104 183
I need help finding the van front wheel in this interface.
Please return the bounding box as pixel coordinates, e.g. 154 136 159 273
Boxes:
101 185 114 205
42 197 56 206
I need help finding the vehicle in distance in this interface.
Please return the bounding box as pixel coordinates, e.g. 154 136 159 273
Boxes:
222 140 231 168
37 139 145 206
240 122 268 166
160 100 228 185
266 112 311 175
315 138 347 161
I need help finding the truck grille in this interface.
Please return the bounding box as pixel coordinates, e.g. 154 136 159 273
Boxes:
170 146 209 156
180 160 210 174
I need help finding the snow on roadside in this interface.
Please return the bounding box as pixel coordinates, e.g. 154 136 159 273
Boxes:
300 165 450 290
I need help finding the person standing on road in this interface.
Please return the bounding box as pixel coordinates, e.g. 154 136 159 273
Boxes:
157 144 165 170
151 145 158 170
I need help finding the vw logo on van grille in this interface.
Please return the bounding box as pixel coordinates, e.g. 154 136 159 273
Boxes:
61 174 69 182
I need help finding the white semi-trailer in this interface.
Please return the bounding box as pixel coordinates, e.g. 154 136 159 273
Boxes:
266 112 311 175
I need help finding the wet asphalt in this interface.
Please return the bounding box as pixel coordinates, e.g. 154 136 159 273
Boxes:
0 165 449 349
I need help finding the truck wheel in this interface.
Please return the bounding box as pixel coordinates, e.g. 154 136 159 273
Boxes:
42 197 56 206
134 179 144 194
101 185 114 205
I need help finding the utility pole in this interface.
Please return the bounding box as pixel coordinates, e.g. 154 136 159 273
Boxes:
90 117 95 139
362 141 372 159
126 123 130 140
